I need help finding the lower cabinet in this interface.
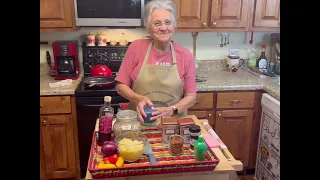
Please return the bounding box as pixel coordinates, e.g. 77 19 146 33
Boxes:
188 91 263 170
40 96 80 180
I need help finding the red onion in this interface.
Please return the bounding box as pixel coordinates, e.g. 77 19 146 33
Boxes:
101 141 117 157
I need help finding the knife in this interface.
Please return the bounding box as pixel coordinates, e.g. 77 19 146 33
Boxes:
144 140 156 165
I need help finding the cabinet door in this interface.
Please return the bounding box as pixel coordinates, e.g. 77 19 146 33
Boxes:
188 111 214 127
215 110 253 167
40 115 77 179
40 124 46 180
210 0 250 28
40 0 75 28
253 0 280 27
173 0 209 28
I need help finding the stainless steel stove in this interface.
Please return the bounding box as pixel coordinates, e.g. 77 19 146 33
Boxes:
75 42 130 178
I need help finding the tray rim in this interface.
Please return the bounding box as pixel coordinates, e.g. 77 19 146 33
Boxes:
88 129 220 173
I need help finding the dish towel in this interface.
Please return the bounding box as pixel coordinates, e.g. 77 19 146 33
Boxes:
49 79 73 88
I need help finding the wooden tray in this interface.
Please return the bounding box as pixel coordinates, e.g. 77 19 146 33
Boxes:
88 129 220 179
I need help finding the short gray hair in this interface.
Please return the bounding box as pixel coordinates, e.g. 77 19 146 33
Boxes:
144 0 177 30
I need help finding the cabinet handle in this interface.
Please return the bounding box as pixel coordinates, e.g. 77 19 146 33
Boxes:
208 113 212 117
212 22 217 26
230 100 241 104
42 120 47 125
202 22 207 26
195 100 200 104
218 113 222 117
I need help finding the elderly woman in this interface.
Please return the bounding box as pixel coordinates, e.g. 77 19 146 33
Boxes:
115 0 196 122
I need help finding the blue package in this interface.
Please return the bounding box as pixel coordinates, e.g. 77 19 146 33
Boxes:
144 107 156 123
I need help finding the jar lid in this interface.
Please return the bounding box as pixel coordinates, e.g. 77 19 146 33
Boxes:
189 125 201 133
161 117 178 125
177 118 195 126
116 110 137 122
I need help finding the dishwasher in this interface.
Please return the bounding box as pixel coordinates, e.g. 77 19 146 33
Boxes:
254 93 280 180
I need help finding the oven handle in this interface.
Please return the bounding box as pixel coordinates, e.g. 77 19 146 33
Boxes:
79 103 121 107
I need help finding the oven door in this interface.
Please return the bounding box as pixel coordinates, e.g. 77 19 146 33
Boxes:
76 96 127 178
74 0 146 26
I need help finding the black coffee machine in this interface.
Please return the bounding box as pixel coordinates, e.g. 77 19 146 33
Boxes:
52 40 80 80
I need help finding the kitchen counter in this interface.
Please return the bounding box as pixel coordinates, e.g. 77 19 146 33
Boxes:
196 69 280 100
85 115 242 180
40 63 84 96
40 62 280 99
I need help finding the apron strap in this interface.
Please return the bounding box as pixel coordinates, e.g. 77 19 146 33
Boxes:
170 42 177 65
140 40 154 70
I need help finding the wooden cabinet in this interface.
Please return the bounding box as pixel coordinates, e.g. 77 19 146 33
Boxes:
40 96 80 180
189 91 263 171
40 0 77 32
249 0 280 31
215 110 253 167
188 92 215 128
173 0 279 32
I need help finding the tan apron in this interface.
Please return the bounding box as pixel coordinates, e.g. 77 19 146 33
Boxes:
127 41 187 116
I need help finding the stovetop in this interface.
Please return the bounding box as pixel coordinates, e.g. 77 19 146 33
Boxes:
75 42 131 97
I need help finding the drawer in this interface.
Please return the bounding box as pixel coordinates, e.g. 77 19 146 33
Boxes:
40 96 71 115
189 93 214 110
217 92 255 109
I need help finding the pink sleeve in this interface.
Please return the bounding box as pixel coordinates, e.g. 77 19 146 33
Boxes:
183 51 197 94
115 43 136 87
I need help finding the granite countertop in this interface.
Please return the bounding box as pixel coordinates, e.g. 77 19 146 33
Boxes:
196 69 280 100
40 61 280 100
40 63 84 96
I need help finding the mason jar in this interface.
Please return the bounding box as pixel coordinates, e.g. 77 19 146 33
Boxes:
113 110 141 137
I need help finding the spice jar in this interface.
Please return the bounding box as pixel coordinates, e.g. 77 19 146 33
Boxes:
168 135 184 156
161 117 179 146
189 125 201 150
113 110 141 137
177 118 195 144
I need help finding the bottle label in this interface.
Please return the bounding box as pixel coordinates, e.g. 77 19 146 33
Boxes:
258 58 267 69
99 116 113 134
121 125 132 131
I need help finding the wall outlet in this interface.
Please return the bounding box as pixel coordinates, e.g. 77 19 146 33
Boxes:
229 49 241 56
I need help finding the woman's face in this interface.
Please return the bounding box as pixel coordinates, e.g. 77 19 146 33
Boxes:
148 9 175 44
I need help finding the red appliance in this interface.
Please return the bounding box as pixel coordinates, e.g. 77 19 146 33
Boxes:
52 40 79 80
90 65 112 77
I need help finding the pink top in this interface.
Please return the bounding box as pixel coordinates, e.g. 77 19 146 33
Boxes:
115 39 197 94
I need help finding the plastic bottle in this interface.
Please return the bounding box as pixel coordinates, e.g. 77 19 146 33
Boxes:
247 48 257 68
194 136 208 161
98 96 114 146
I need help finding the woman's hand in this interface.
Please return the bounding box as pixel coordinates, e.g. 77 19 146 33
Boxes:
150 107 173 120
136 96 153 123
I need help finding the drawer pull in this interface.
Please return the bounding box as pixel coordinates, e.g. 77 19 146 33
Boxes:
42 120 47 125
195 100 200 104
230 100 241 104
208 113 212 117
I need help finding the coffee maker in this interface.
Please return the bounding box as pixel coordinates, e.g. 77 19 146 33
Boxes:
52 40 79 80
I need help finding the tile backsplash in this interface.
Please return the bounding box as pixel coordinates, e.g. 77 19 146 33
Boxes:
40 27 274 63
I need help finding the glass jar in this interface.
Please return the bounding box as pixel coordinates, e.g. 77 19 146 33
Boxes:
168 135 184 156
113 110 141 137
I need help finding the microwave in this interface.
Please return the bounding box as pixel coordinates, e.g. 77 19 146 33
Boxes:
74 0 149 27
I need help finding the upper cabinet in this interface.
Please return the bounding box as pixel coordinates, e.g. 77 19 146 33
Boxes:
173 0 280 32
249 0 280 31
40 0 77 32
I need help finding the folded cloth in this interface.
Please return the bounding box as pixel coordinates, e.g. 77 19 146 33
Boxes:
49 79 73 88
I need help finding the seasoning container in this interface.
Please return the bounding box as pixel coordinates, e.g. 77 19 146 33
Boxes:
189 125 201 150
168 135 184 156
161 117 179 146
142 106 156 127
177 118 195 144
194 136 208 161
113 110 141 137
